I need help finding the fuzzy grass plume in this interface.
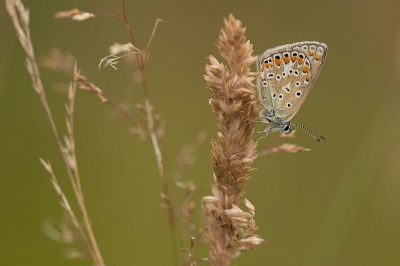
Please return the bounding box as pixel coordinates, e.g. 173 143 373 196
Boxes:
202 15 265 266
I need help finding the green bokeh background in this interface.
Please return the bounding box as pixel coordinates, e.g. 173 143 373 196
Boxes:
1 0 400 265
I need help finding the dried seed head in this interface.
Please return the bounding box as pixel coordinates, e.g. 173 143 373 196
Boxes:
54 8 95 21
203 15 264 265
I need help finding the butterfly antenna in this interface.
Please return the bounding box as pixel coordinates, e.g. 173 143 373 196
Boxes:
292 124 326 142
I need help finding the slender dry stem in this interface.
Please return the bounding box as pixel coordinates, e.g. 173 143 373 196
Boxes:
75 72 137 127
56 0 179 262
6 1 105 265
115 2 179 260
259 143 311 155
93 0 176 228
40 158 93 257
202 15 265 266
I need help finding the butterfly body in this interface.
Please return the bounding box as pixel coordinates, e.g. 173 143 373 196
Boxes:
256 41 328 141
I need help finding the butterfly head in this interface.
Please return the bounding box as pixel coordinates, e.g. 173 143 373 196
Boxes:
282 123 292 134
270 121 293 134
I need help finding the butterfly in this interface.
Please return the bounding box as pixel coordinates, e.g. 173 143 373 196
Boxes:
255 41 328 141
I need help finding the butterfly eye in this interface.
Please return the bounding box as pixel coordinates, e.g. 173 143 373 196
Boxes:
283 124 291 133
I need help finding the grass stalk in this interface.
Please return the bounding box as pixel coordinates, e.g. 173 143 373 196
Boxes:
6 1 105 265
202 14 265 266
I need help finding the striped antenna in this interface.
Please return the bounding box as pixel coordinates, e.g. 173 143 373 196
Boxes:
292 124 326 142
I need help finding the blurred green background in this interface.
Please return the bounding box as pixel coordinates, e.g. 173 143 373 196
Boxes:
1 0 400 265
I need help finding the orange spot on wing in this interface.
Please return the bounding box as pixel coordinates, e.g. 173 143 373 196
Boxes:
297 57 304 64
309 51 315 56
291 56 297 62
315 54 322 60
283 57 290 64
306 74 311 81
263 62 273 69
302 66 310 73
274 59 281 66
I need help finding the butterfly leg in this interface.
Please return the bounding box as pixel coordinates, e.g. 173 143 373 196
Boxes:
254 125 272 134
253 119 270 124
255 125 273 141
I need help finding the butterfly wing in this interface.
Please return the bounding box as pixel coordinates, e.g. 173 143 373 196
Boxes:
257 46 283 116
257 41 327 122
